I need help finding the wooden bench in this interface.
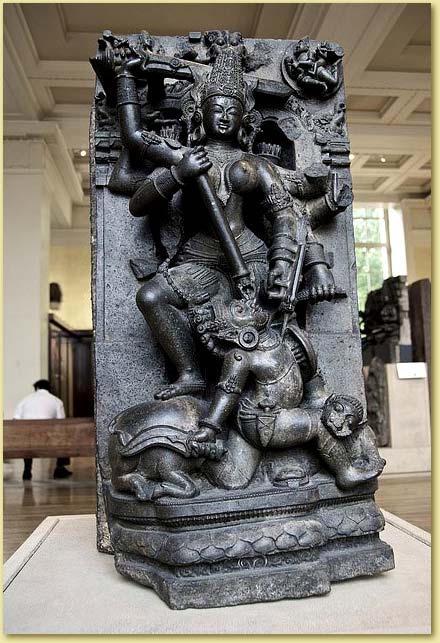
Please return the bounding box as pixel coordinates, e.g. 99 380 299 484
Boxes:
3 418 95 459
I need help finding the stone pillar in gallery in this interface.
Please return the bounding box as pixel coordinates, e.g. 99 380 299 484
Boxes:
3 139 66 417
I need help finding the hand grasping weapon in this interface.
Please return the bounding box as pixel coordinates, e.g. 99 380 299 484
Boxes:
279 196 346 339
91 39 254 300
196 173 254 299
279 215 309 340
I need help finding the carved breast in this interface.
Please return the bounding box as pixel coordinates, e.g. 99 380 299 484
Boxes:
206 148 245 206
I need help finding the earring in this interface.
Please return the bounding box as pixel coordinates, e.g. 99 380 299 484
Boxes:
191 125 203 145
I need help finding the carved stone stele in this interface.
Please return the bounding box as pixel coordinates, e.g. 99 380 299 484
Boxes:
365 357 391 447
90 30 394 609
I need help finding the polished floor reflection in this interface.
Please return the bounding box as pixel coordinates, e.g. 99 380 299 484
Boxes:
3 457 431 562
375 473 431 533
3 458 96 561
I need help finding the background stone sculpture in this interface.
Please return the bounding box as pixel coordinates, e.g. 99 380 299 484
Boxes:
90 30 394 609
365 356 391 447
361 275 412 365
408 278 431 387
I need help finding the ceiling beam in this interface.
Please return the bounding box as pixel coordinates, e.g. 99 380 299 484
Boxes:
3 4 39 73
285 4 329 40
31 61 94 82
349 123 430 154
406 112 430 126
379 152 431 193
250 4 306 40
4 120 84 205
3 24 41 119
342 4 407 85
388 91 431 125
354 71 431 92
44 114 91 151
353 190 430 203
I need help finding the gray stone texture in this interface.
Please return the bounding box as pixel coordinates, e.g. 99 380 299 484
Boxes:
91 32 393 605
3 513 429 634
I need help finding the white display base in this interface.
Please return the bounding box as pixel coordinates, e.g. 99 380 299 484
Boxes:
3 513 430 634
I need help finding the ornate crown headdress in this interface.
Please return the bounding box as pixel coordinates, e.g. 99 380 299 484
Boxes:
200 46 246 106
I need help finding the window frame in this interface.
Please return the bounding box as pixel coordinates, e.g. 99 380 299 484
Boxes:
352 203 394 309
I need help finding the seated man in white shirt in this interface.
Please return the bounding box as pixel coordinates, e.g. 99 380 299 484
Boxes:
13 379 72 480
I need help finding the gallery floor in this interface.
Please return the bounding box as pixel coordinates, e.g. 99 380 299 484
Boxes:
3 457 431 562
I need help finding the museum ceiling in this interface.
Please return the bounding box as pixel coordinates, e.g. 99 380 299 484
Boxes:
4 3 431 211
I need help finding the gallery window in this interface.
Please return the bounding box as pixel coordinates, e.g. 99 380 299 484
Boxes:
353 204 407 311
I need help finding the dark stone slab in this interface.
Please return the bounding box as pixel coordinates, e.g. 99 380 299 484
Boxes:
361 276 412 366
90 30 394 606
409 278 431 387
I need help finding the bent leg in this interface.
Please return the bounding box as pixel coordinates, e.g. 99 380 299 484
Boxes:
152 470 199 499
267 408 318 448
136 273 205 399
113 472 157 501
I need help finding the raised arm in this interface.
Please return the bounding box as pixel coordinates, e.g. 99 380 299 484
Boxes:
113 55 250 287
114 58 205 216
116 62 184 167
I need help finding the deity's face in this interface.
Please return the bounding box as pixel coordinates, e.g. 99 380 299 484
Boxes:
202 96 244 141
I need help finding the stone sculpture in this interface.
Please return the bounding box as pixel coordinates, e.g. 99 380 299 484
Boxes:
365 356 391 447
90 30 394 609
361 275 412 365
282 37 344 98
408 278 431 387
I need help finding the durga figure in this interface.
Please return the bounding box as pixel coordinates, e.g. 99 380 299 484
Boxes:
109 44 341 400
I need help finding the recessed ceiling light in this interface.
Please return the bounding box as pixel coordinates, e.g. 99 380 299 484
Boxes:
349 153 355 161
80 150 87 157
380 156 386 163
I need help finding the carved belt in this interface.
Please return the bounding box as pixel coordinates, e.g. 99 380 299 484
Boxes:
176 229 267 267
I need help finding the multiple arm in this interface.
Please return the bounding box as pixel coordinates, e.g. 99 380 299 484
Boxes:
116 68 184 167
280 164 353 230
305 180 353 230
128 147 212 216
114 65 343 303
115 65 251 291
230 156 338 303
257 160 340 303
114 66 213 217
232 157 300 302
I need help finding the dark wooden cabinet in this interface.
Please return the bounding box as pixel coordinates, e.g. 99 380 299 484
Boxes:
48 315 94 417
408 279 431 388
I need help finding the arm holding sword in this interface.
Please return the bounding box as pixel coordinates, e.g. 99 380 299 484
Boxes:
267 175 346 331
95 41 254 300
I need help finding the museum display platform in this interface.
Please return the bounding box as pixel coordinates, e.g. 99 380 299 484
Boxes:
3 511 430 634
